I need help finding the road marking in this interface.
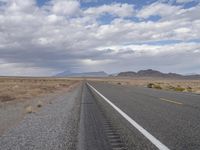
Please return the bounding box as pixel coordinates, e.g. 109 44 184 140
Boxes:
87 83 170 150
160 98 183 105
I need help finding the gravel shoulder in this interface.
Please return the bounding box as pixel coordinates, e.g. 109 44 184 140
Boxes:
0 83 82 150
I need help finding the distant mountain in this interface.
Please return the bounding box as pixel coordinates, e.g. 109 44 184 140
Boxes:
137 69 164 77
185 74 200 79
55 71 108 77
55 70 71 77
118 69 168 77
118 71 137 77
117 69 200 79
109 73 119 77
167 72 183 78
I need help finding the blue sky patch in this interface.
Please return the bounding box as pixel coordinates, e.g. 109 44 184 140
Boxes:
97 13 117 24
37 0 50 7
146 15 161 22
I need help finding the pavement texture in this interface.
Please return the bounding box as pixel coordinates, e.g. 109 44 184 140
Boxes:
77 84 127 150
0 84 82 150
1 81 200 150
90 82 200 150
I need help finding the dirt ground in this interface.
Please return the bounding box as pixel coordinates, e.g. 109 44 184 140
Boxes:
1 76 199 103
1 76 199 135
0 77 79 103
87 77 200 94
0 77 80 135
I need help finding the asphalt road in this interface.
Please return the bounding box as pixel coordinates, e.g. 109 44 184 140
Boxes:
77 84 127 150
89 82 200 150
1 81 200 150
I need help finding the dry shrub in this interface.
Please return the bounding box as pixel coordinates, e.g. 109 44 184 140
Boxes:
167 85 175 90
154 84 162 90
116 82 121 85
174 86 185 92
25 106 34 113
0 95 15 102
0 78 78 103
186 86 192 92
59 83 69 87
37 101 43 108
87 77 200 94
147 83 154 88
147 83 162 89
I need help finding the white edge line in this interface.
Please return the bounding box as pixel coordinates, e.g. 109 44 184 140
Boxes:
87 83 170 150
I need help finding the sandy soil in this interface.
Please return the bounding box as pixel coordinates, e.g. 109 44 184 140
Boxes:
0 78 80 135
1 76 199 135
0 77 79 103
0 83 82 150
87 77 200 94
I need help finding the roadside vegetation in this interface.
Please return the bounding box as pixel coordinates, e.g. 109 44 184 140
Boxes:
147 83 162 89
89 77 200 94
0 77 78 103
146 82 199 93
0 77 79 135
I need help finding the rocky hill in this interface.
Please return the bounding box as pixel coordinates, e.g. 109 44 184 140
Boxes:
117 69 200 79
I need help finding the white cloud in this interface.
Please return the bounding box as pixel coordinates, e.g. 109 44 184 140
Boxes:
176 0 196 3
137 2 200 21
97 42 200 57
82 59 114 65
94 42 200 74
137 2 181 19
4 0 37 13
84 3 135 18
0 0 199 75
51 0 80 16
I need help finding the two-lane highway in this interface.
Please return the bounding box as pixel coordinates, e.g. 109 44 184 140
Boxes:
89 82 200 150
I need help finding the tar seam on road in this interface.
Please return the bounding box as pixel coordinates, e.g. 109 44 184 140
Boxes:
87 83 170 150
159 98 183 105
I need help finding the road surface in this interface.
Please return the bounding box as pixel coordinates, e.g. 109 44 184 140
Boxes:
1 81 200 150
78 83 127 150
88 82 200 150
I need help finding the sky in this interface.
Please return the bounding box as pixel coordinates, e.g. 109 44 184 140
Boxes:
0 0 200 76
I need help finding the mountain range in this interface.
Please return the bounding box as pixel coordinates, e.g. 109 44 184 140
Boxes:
55 69 200 79
117 69 200 79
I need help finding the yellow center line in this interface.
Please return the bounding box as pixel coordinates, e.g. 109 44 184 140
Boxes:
159 98 183 105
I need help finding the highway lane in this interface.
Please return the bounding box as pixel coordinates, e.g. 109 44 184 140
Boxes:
78 84 112 150
89 82 200 150
78 84 127 150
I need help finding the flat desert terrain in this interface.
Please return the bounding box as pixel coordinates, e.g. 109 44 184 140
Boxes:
0 77 79 103
0 77 80 134
1 77 200 150
88 77 200 94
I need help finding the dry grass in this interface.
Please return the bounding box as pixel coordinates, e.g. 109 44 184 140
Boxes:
87 77 200 94
0 77 79 103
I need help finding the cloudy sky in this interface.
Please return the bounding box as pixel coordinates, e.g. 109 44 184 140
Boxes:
0 0 200 76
